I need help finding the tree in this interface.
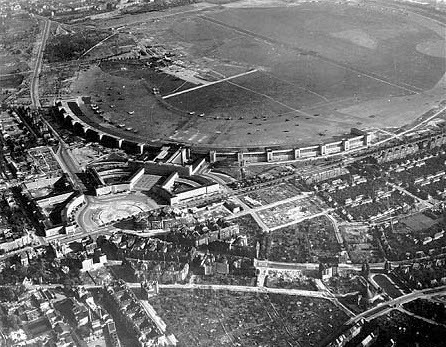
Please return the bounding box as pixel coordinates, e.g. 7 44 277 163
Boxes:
0 288 16 302
5 314 20 330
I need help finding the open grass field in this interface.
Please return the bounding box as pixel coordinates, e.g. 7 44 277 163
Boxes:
0 14 38 92
70 65 187 143
70 0 446 148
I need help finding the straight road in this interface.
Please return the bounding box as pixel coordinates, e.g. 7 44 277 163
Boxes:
268 210 330 232
387 182 433 209
324 212 344 245
32 281 329 300
38 113 85 191
396 307 446 327
55 145 84 190
45 226 114 244
345 285 446 325
31 17 51 108
156 283 330 298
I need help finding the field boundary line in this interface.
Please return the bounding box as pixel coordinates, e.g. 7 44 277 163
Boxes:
261 71 330 102
78 32 119 60
373 105 446 147
228 80 368 125
100 6 219 30
227 80 313 117
0 71 32 77
320 58 423 94
199 15 423 95
162 69 258 99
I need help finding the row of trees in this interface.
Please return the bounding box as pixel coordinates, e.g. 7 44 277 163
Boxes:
122 0 201 15
44 29 110 63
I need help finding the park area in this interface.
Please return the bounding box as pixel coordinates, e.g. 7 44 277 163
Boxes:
266 215 340 263
57 0 446 148
148 288 348 347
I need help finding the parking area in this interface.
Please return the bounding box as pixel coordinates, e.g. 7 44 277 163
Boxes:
372 274 404 299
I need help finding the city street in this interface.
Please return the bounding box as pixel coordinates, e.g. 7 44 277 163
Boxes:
31 17 51 108
345 285 446 326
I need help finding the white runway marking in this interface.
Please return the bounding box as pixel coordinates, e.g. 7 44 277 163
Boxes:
188 133 198 141
163 69 258 99
197 135 208 142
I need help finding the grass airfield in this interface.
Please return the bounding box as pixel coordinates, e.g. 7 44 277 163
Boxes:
69 0 446 148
